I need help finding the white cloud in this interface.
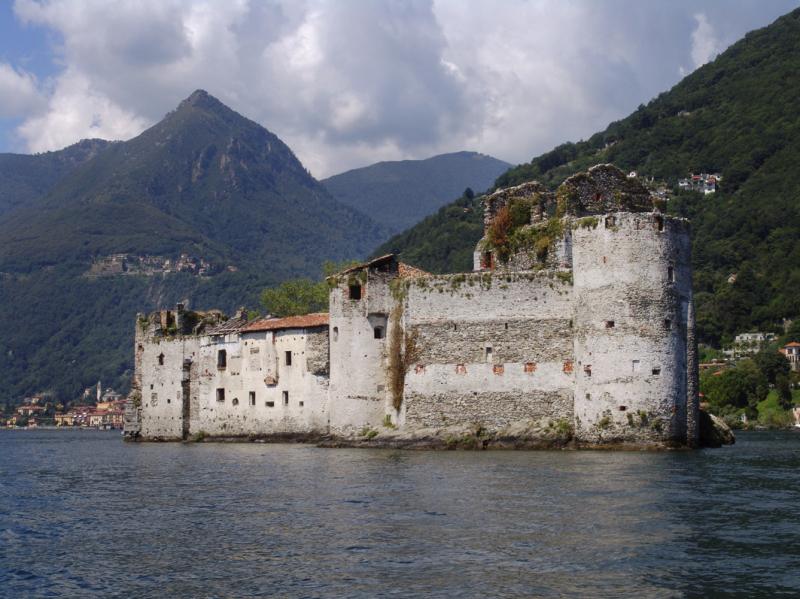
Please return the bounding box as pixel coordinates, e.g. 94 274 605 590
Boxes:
691 13 721 69
6 0 799 176
0 62 45 118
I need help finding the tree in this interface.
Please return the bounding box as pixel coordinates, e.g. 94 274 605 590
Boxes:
259 260 361 318
260 279 328 317
776 374 793 411
753 350 790 386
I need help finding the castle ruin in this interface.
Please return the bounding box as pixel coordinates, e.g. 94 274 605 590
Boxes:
126 164 699 448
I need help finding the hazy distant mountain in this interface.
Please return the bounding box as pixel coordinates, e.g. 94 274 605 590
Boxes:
0 90 386 403
373 7 800 347
322 151 510 233
0 138 112 217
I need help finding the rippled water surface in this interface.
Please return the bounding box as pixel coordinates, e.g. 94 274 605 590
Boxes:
2 430 800 598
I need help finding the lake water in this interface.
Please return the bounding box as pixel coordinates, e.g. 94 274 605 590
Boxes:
1 429 799 598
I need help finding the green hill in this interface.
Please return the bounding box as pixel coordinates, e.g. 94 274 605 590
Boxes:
0 138 112 217
375 8 800 347
322 151 509 233
0 91 386 405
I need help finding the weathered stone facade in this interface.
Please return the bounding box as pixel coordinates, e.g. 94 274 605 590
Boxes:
127 164 699 448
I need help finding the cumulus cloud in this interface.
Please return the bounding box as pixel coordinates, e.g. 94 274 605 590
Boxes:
0 62 45 118
6 0 799 175
691 13 721 69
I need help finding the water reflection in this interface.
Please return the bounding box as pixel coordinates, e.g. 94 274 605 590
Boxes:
1 429 799 597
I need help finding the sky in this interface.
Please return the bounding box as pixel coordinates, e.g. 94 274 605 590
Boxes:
0 0 798 178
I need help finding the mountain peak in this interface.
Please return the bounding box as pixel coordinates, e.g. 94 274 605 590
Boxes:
177 89 227 113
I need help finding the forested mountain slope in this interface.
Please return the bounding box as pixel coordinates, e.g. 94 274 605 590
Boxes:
0 138 112 217
375 7 800 346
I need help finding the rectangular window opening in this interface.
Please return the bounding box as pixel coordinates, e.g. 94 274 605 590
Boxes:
299 401 304 408
655 215 664 232
266 401 275 408
216 388 225 402
632 360 641 373
652 367 661 376
282 391 289 406
249 391 255 406
333 326 338 342
217 349 227 369
668 266 675 282
605 216 615 228
605 320 615 329
285 351 292 366
664 318 671 329
373 326 385 339
348 284 362 300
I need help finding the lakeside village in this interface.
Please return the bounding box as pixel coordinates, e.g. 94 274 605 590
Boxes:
4 382 126 430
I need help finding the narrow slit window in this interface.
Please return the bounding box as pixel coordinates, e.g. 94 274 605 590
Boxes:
664 318 671 329
249 391 255 406
217 349 227 369
285 351 292 366
668 266 675 282
282 391 289 406
216 388 225 402
158 353 164 366
333 326 338 342
373 326 385 339
485 346 493 362
655 215 664 232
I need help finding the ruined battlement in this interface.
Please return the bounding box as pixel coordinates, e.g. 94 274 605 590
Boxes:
128 164 699 449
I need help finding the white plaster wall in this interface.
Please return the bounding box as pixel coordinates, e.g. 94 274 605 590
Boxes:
191 329 329 436
328 271 393 435
139 335 201 440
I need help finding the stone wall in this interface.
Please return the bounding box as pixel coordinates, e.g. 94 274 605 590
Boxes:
400 271 575 432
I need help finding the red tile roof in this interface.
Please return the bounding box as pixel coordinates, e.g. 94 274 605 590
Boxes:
785 341 800 347
241 313 329 333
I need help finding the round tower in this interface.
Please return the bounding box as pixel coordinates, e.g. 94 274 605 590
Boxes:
571 211 692 446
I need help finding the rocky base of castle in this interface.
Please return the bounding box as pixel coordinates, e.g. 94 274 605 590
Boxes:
127 415 734 449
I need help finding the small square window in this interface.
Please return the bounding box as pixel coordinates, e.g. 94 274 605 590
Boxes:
299 401 304 407
216 388 225 402
266 401 275 408
349 284 362 300
652 367 661 376
605 320 615 328
373 326 385 339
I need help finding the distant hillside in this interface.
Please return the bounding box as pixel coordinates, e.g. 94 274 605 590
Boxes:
376 7 800 347
322 151 509 233
0 90 386 404
0 139 112 217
